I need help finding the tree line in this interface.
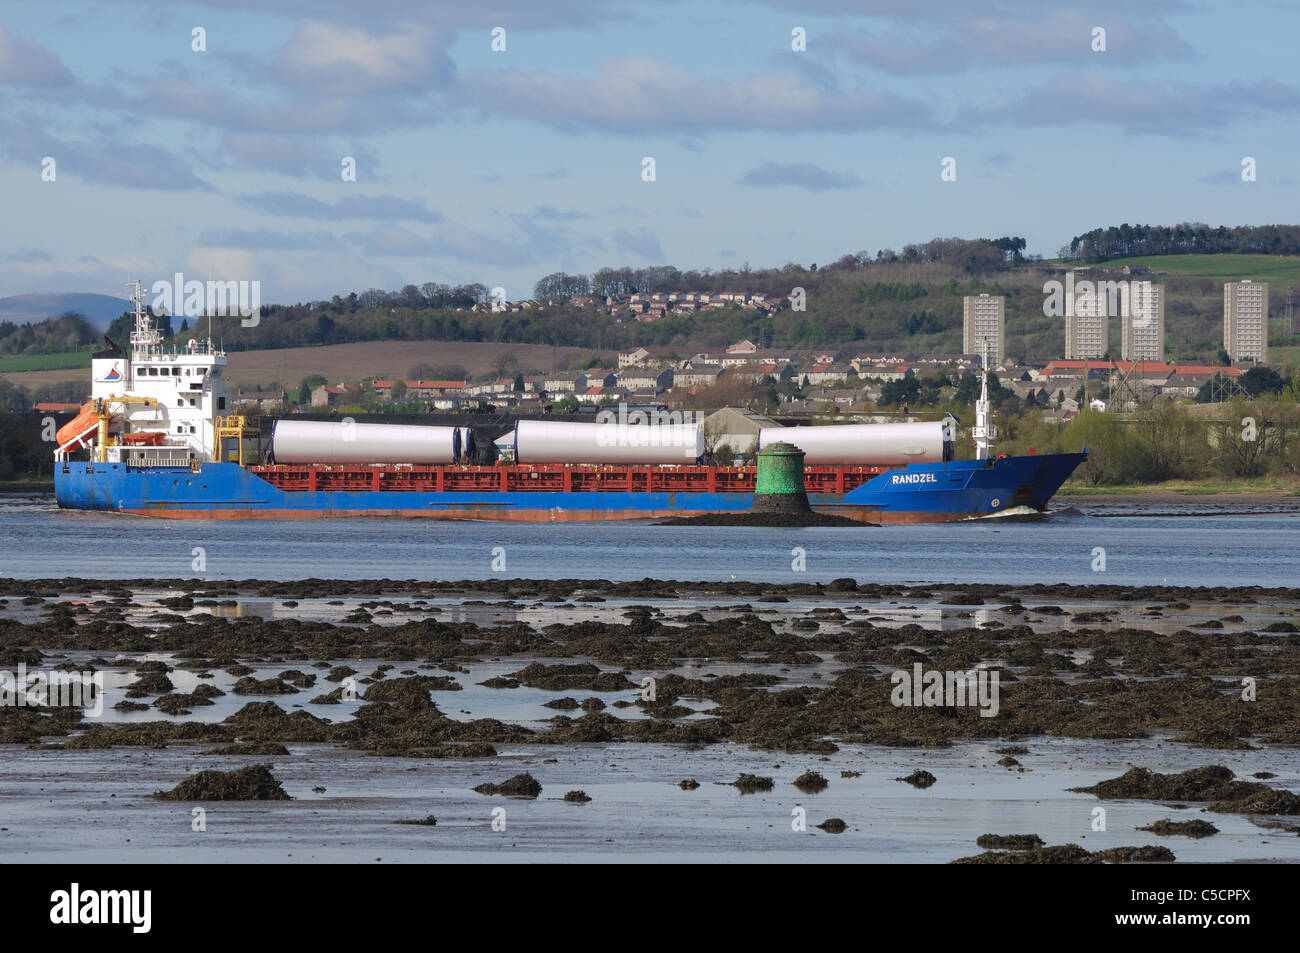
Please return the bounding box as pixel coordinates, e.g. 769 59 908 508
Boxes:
1066 223 1300 263
0 312 100 358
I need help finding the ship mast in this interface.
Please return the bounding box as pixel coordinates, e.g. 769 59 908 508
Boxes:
127 279 160 359
973 342 997 460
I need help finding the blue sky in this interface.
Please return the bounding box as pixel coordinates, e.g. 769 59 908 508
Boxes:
2 0 1299 305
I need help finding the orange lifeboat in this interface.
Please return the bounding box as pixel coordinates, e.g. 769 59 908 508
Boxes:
56 402 101 450
120 431 165 446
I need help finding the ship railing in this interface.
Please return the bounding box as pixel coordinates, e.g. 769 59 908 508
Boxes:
128 456 195 469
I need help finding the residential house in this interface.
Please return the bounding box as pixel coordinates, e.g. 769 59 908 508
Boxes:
543 375 582 392
234 390 286 412
674 364 724 388
310 384 346 408
619 347 651 368
618 368 674 392
803 363 856 386
1160 372 1218 397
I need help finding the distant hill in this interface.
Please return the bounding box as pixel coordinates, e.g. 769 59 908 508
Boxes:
0 293 127 331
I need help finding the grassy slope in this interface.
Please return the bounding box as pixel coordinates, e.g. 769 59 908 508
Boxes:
0 349 95 373
1100 253 1300 287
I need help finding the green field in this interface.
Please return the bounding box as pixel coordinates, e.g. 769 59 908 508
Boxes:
0 349 94 373
1098 254 1300 287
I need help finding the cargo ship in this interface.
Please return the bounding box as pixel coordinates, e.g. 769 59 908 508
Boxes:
53 285 1085 523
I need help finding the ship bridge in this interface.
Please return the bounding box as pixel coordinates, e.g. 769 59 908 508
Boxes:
55 280 246 467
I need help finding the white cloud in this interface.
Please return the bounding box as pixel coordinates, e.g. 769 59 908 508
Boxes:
464 56 935 133
275 21 454 95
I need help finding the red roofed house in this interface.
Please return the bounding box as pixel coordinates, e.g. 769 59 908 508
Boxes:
371 379 466 399
1171 365 1240 377
310 384 346 408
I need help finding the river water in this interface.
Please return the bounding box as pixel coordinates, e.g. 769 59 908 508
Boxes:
3 490 1300 862
1 491 1297 587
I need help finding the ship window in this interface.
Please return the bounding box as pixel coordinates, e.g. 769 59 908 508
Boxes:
218 397 226 410
171 367 180 375
178 399 184 407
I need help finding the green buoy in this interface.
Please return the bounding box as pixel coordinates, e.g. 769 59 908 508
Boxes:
751 441 812 516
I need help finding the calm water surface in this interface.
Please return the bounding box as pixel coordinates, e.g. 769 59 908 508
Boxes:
1 491 1297 587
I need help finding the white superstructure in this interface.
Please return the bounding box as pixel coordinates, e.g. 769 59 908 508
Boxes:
57 281 232 466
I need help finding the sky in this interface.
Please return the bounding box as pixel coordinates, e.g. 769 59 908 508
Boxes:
2 0 1299 306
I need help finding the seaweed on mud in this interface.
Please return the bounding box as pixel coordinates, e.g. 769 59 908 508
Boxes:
124 672 174 696
975 833 1044 850
367 742 497 759
7 578 1300 762
793 771 829 793
223 702 333 743
232 676 299 696
1137 819 1219 838
394 815 437 826
816 818 848 833
508 662 636 692
473 773 542 798
897 770 937 789
154 764 290 801
679 779 701 790
203 742 291 756
563 790 592 803
954 844 1173 864
1094 846 1177 863
362 676 461 706
1073 765 1300 815
310 687 349 704
279 670 317 688
730 774 775 793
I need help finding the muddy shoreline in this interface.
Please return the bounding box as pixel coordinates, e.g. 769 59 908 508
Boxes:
3 576 1298 861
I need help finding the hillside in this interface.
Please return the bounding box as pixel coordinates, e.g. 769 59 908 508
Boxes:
0 339 612 393
151 257 1300 365
4 244 1299 371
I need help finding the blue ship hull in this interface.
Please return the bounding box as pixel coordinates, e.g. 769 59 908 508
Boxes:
54 452 1086 523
